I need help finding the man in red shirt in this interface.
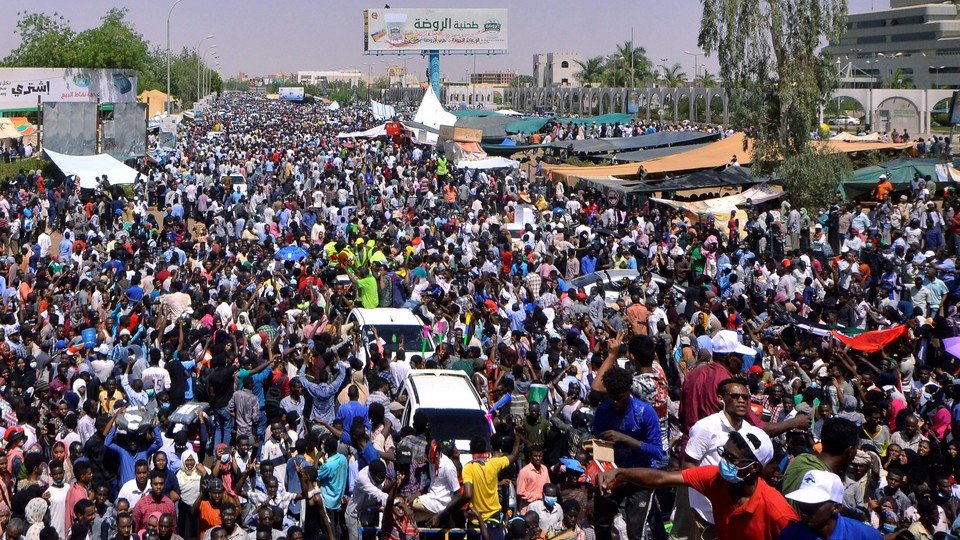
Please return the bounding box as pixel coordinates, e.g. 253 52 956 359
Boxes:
599 427 798 540
132 471 177 531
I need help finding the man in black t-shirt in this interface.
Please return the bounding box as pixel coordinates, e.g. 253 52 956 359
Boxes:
208 360 238 449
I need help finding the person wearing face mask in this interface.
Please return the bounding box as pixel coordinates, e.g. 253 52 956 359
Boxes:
44 460 70 539
683 379 762 538
598 429 798 540
779 470 882 540
525 484 563 535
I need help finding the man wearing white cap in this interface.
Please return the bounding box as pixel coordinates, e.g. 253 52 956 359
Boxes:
675 330 809 540
600 428 798 540
779 470 882 540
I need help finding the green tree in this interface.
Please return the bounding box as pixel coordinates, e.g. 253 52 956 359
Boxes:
663 63 688 88
2 12 75 67
696 69 719 88
574 56 606 86
509 75 535 88
613 40 654 86
70 9 150 72
882 68 915 89
699 0 847 208
775 144 852 211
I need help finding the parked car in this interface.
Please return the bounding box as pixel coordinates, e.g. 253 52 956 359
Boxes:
827 116 861 126
568 269 679 303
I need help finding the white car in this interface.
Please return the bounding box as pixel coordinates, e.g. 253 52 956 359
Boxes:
346 308 435 364
397 370 490 464
568 269 677 303
827 116 861 126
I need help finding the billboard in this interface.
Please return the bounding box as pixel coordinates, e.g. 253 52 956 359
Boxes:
0 68 137 111
364 8 508 52
42 102 99 156
279 87 305 101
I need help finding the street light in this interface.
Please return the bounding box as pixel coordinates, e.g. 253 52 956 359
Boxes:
201 46 217 97
196 35 214 102
166 0 185 115
684 50 703 84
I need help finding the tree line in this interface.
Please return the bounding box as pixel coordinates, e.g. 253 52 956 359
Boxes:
2 9 222 109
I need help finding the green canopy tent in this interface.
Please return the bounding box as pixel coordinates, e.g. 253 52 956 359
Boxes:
839 158 950 200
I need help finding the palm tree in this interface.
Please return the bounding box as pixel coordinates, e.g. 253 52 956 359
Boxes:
574 56 606 86
696 70 719 88
612 40 653 86
663 63 688 88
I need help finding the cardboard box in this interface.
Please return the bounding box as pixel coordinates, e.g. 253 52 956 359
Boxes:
439 125 482 143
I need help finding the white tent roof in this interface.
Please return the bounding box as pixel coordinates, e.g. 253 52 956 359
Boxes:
457 156 520 169
44 149 140 189
336 124 387 139
414 88 457 132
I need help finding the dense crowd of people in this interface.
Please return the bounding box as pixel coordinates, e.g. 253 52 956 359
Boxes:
0 91 957 540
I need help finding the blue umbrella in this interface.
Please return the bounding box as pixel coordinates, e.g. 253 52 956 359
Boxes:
276 246 309 261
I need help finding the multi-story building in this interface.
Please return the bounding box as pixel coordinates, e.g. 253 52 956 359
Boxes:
295 70 364 87
825 0 960 89
470 72 517 85
533 53 582 87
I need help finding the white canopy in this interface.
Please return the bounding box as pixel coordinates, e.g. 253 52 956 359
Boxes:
336 124 387 139
44 149 139 189
370 100 396 121
413 88 456 144
457 156 520 169
495 109 523 116
327 101 341 111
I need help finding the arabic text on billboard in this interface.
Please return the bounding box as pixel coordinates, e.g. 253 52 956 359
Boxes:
279 87 305 101
0 68 137 111
364 8 507 52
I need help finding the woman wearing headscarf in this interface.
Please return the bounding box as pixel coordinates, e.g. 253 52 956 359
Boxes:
23 498 47 540
176 449 206 539
150 451 180 501
336 371 369 406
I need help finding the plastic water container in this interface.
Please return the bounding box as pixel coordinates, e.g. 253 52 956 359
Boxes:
81 328 98 348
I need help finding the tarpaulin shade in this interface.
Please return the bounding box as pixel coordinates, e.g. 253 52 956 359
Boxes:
839 158 952 199
550 131 719 155
336 124 387 138
831 324 909 353
44 149 139 189
457 156 520 169
545 133 755 183
575 166 755 196
831 132 881 142
545 133 918 184
650 183 784 216
612 143 713 163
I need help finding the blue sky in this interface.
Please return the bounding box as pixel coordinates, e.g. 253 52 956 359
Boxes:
0 0 887 82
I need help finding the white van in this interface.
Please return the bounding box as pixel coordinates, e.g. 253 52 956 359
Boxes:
398 369 491 464
346 308 435 364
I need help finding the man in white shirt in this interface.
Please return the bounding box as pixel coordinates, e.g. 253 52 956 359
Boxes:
412 441 462 523
117 461 151 509
679 379 767 537
345 460 388 540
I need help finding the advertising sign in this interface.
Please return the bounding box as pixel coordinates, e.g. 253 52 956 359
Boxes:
279 87 305 101
0 68 137 111
364 8 508 52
